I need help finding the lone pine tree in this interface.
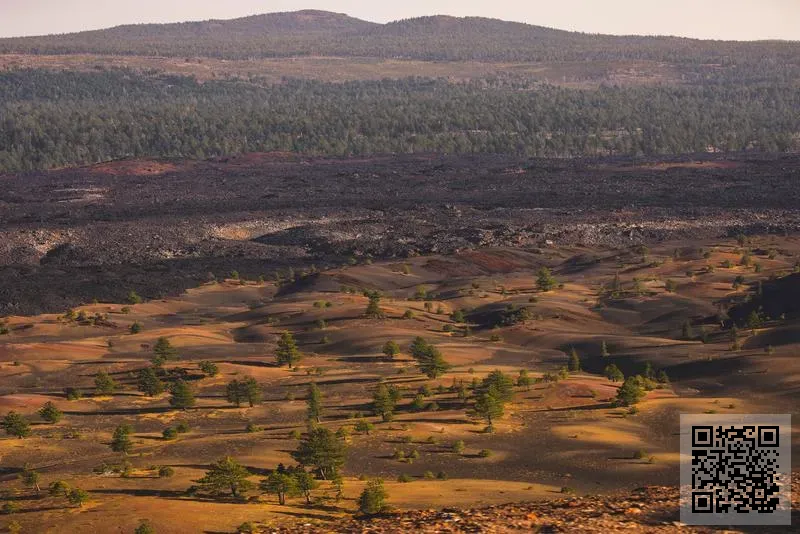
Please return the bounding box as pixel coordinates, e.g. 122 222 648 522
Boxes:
2 411 31 438
38 401 63 424
169 380 196 410
275 331 301 368
306 382 324 424
197 457 254 498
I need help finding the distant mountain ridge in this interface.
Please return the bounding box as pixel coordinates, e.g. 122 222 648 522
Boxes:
1 9 798 64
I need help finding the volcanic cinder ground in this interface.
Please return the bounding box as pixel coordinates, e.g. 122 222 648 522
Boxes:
1 236 799 533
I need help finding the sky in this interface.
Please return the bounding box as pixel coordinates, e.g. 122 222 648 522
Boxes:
1 0 799 41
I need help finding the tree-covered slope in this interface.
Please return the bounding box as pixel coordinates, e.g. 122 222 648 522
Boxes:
1 10 798 65
1 69 798 172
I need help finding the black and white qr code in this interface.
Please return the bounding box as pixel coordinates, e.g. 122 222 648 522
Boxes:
680 414 791 526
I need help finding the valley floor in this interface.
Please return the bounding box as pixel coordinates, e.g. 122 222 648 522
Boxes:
1 237 799 533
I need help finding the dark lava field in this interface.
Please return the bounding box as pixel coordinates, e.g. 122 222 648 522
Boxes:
2 152 799 315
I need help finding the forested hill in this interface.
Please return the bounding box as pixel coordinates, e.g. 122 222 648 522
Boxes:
1 9 799 64
1 70 799 173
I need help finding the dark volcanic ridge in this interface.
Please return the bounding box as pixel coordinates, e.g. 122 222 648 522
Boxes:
1 152 800 315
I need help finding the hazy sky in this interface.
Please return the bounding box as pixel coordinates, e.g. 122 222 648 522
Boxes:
1 0 799 40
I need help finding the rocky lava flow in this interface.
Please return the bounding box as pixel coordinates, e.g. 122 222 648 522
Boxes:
2 152 800 314
281 480 799 533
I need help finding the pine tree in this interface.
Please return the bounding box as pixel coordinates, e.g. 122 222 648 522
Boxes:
20 468 41 493
241 377 262 407
169 380 195 410
137 367 164 397
536 267 558 291
604 363 624 382
294 470 319 505
481 370 515 402
358 479 388 515
418 349 451 379
38 401 63 424
372 383 397 422
94 371 117 396
197 457 254 498
474 389 504 427
410 337 451 378
382 340 400 359
568 348 581 372
111 423 133 454
275 331 301 368
261 471 299 505
616 376 646 406
291 427 347 480
0 410 31 439
364 292 385 319
306 382 323 424
226 380 244 407
153 337 179 362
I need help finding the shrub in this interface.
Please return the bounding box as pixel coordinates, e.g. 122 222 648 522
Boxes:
397 473 413 483
162 427 178 440
1 502 19 515
436 471 448 480
67 488 90 507
158 466 175 478
478 449 492 458
175 422 190 433
49 480 71 498
355 420 373 434
423 471 435 479
198 361 219 377
135 521 156 534
452 440 465 454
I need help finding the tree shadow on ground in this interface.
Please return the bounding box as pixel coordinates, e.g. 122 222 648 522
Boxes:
531 402 615 413
270 509 339 521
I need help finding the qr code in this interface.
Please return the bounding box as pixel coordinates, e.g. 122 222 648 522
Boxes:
680 414 791 526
